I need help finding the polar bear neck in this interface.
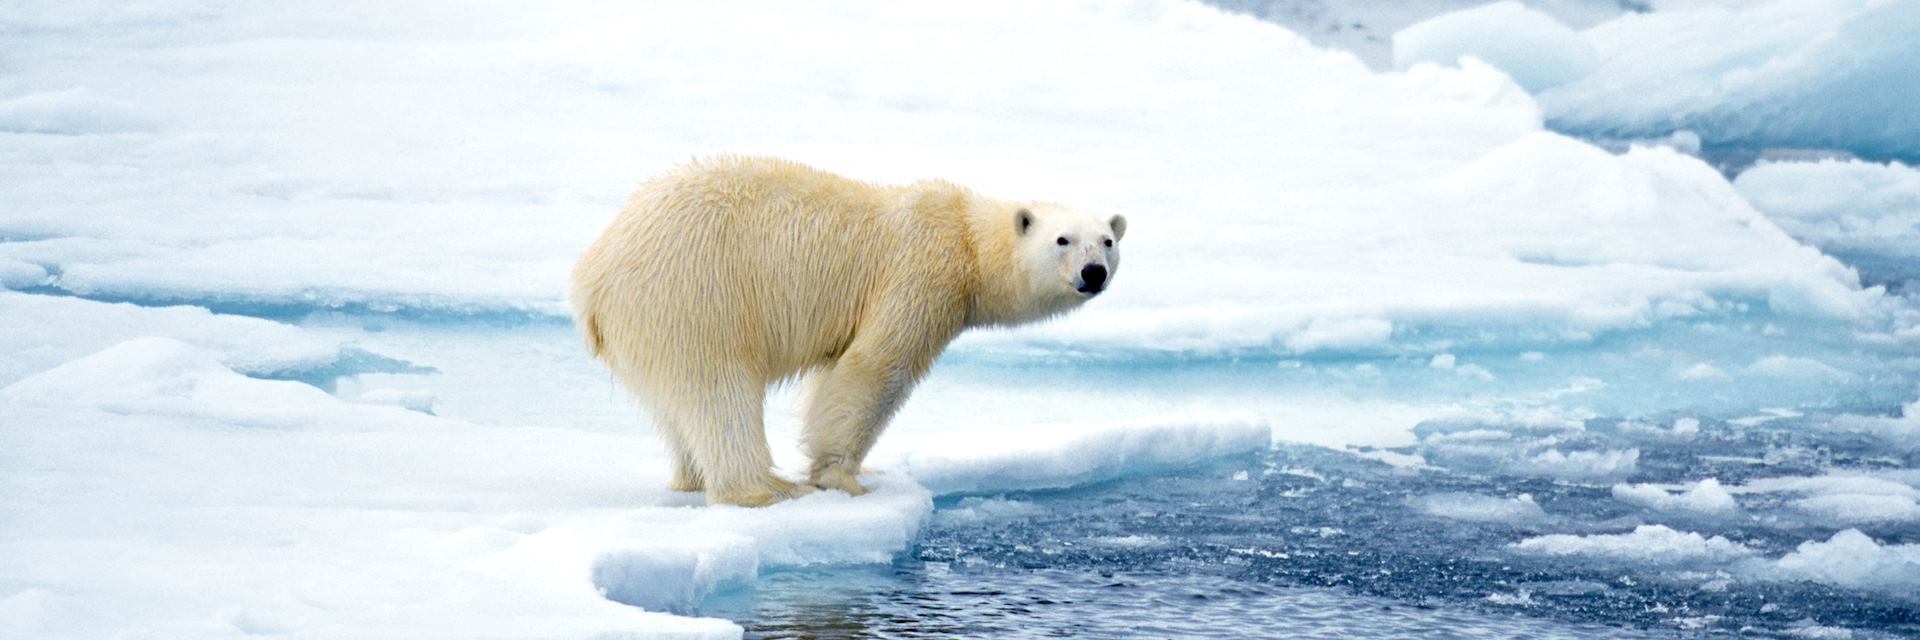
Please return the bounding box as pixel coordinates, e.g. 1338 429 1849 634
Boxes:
961 201 1078 329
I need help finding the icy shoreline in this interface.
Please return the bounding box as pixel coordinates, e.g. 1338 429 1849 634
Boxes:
5 0 1920 637
0 333 1272 638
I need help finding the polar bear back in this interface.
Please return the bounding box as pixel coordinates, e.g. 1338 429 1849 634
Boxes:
571 156 975 383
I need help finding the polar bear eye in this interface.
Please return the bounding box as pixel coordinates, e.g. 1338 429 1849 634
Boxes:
1056 237 1069 246
1103 238 1113 247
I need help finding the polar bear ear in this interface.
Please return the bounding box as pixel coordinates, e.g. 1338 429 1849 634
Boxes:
1109 214 1127 241
1014 208 1034 236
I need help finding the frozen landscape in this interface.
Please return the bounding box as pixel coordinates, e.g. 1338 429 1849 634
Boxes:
3 0 1917 638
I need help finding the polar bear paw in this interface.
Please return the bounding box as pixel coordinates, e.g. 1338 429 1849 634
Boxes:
709 475 811 507
810 467 872 497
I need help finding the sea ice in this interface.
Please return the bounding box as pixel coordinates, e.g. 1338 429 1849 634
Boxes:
1414 413 1643 482
1736 159 1920 287
5 2 1919 637
1511 525 1756 565
1771 529 1920 593
1413 492 1549 523
0 336 1268 638
0 291 346 387
1393 1 1598 92
1612 478 1741 516
1537 0 1920 160
2 0 1901 363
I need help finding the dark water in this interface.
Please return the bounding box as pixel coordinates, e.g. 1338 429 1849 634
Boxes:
705 413 1920 639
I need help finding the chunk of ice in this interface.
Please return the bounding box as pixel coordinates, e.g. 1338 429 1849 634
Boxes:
1393 1 1599 92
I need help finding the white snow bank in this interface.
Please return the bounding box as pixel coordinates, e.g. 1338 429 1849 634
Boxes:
1 340 733 639
1735 159 1920 285
0 259 44 288
1393 1 1598 92
0 337 429 432
1204 0 1631 71
0 290 345 387
507 477 932 616
1511 525 1755 565
0 87 150 135
883 417 1271 496
1612 478 1740 516
1535 0 1920 160
0 0 1894 360
0 338 1266 638
1413 492 1548 523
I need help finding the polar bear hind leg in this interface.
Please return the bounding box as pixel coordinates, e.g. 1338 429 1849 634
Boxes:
652 421 703 493
651 367 808 507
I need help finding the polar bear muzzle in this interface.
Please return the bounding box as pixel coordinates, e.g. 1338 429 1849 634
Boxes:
1078 264 1109 294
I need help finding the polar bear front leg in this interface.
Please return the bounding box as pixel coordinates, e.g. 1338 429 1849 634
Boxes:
803 344 928 496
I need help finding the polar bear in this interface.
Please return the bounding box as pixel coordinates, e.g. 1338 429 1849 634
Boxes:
571 156 1124 506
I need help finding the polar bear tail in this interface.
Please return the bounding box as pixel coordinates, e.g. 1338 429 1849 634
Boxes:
581 312 605 359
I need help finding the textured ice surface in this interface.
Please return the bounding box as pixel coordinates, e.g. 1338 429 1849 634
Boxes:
1737 159 1920 291
1512 525 1758 565
0 291 359 387
1200 0 1630 69
1393 1 1598 92
5 1 1920 638
1543 0 1920 161
1388 0 1920 162
3 0 1902 361
1612 478 1741 515
0 331 1268 638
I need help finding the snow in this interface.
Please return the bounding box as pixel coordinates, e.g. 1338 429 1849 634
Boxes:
5 0 1920 636
1535 0 1920 161
0 337 424 430
2 0 1901 361
0 259 45 289
1202 0 1630 70
2 340 724 638
1736 159 1920 287
1393 1 1598 92
0 337 1267 638
1392 0 1920 161
884 418 1272 496
0 291 348 387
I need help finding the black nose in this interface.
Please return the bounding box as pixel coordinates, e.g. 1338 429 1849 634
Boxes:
1080 264 1108 292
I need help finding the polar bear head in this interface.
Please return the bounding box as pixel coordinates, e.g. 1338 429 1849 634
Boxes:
1013 204 1126 302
